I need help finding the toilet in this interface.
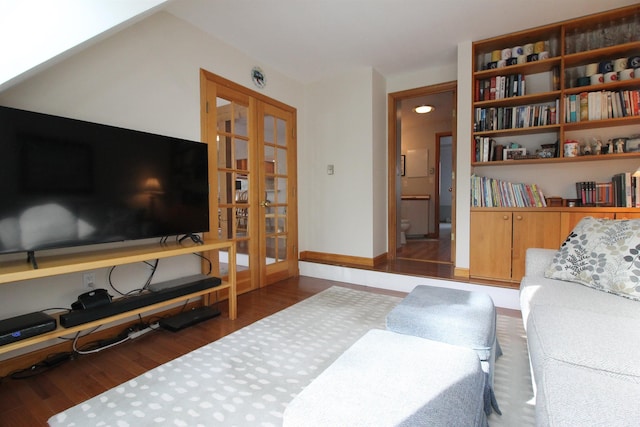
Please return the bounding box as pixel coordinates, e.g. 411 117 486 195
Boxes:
400 219 411 244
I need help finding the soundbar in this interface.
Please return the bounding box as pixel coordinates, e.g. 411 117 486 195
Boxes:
60 274 222 328
0 311 57 346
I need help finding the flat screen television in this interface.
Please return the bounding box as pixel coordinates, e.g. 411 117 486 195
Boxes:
0 105 210 257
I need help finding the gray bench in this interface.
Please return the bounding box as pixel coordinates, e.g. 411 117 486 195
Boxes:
386 285 501 415
283 329 487 427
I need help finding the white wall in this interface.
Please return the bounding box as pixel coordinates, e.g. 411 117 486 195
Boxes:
371 69 388 256
456 40 473 270
0 0 169 91
0 11 304 359
300 68 385 258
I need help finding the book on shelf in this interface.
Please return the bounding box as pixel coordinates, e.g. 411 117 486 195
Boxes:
607 172 640 207
475 103 558 132
474 136 498 162
564 90 640 123
474 74 526 102
470 174 547 208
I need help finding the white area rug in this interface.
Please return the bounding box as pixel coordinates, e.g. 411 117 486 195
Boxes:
48 286 534 427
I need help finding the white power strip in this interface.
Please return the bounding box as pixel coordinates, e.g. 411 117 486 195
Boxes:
128 323 158 339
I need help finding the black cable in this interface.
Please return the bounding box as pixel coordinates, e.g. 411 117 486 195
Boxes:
192 252 213 275
141 259 159 291
109 258 159 295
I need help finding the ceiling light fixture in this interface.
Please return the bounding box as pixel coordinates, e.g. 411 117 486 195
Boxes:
413 105 435 114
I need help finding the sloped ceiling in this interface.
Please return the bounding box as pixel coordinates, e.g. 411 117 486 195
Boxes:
1 0 638 91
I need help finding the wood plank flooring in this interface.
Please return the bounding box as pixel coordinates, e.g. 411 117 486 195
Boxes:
398 223 452 262
0 277 404 427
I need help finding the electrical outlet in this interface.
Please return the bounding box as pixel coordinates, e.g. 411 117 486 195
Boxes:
83 272 96 289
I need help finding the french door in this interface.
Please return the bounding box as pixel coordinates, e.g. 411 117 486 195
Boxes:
200 70 298 294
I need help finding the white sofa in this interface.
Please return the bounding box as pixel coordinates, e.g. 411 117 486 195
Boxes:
520 248 640 426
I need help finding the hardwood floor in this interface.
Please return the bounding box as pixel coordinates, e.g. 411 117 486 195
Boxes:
0 277 403 427
397 223 452 262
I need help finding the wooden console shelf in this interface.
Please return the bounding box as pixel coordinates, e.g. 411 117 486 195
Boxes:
0 239 237 356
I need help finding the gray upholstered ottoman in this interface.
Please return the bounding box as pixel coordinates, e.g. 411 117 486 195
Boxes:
386 285 501 415
283 329 487 427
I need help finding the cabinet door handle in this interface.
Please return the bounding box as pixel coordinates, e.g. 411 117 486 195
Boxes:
516 215 523 220
503 215 509 220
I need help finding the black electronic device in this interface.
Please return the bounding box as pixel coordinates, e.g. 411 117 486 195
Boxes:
71 289 113 311
59 275 222 327
0 105 210 258
159 306 221 332
0 311 57 346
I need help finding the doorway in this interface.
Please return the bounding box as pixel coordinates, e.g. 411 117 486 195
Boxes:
387 82 456 264
200 70 299 295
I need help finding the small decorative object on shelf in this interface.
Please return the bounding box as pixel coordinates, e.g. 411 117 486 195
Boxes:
545 197 563 207
625 135 640 152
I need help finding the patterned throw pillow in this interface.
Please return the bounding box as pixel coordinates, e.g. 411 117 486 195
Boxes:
545 217 640 301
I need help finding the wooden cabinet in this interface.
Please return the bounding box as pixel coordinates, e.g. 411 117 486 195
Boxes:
559 208 640 236
470 210 561 284
471 207 640 283
470 211 513 280
469 209 564 283
0 240 236 356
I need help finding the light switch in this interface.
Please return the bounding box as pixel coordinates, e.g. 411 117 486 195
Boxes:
327 164 334 175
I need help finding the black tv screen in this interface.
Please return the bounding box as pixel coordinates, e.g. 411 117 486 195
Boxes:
0 105 210 255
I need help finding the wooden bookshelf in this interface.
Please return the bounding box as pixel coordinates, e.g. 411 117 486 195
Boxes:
469 4 640 282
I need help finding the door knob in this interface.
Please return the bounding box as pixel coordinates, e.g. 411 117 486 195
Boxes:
260 200 271 207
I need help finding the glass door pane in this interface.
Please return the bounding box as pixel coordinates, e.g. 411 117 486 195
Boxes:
259 105 294 282
215 96 252 281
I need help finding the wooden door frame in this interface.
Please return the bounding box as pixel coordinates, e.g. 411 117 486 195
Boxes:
387 81 457 261
432 131 453 239
200 69 299 292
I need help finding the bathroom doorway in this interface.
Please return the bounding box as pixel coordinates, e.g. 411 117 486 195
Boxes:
387 82 456 265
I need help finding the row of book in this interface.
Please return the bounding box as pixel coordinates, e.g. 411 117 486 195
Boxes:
474 74 526 102
575 181 614 206
565 90 640 123
474 102 559 132
474 137 498 162
471 174 547 207
575 174 640 207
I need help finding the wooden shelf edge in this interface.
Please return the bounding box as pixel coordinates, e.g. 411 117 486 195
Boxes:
563 116 640 131
0 240 234 285
474 91 560 108
0 282 232 356
472 151 640 166
471 206 640 212
473 124 560 138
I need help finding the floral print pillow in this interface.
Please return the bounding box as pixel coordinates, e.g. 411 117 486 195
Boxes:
545 217 640 301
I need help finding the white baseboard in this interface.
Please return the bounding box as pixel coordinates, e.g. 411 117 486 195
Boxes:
299 261 521 310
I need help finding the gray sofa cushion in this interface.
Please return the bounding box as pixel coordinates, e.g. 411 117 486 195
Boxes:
520 249 640 330
533 358 640 427
527 305 640 378
527 304 640 426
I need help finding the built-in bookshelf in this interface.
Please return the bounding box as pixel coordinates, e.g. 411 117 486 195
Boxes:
472 4 640 168
469 5 640 283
